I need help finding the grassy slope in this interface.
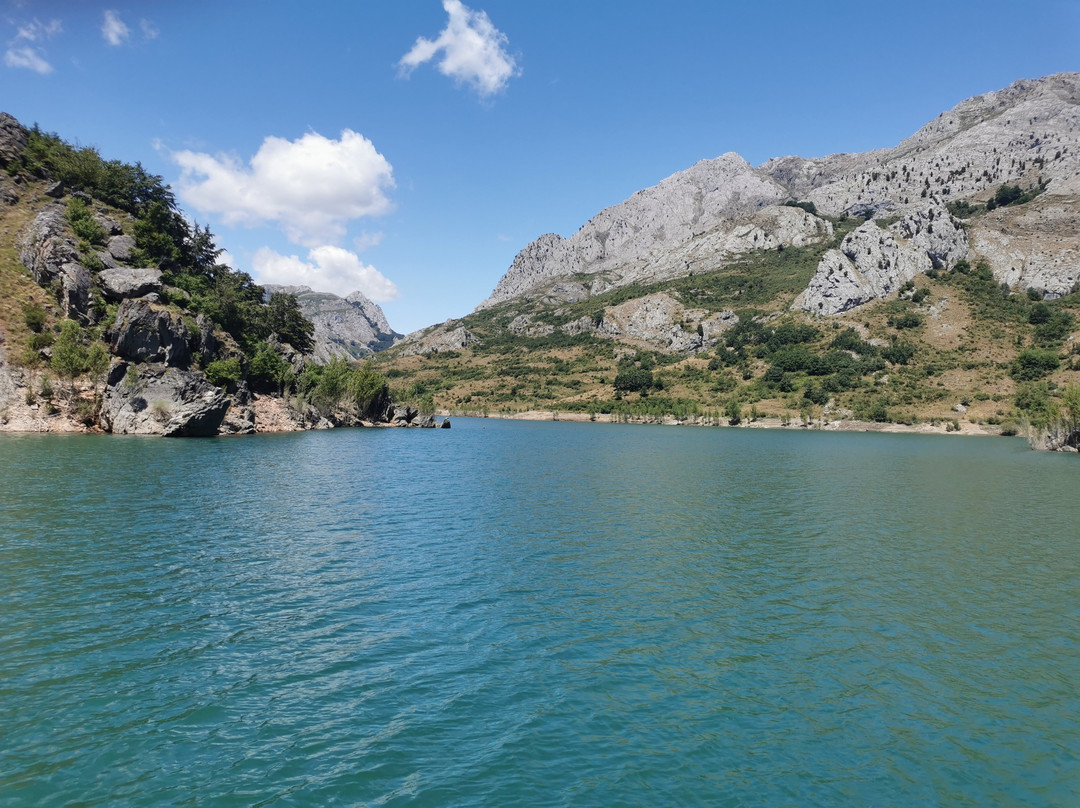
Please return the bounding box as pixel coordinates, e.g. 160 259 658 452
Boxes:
0 179 57 363
377 213 1080 428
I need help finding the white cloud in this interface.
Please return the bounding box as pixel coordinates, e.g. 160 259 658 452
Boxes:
253 246 399 302
399 0 519 96
173 129 395 247
102 10 129 46
4 46 52 74
16 19 62 41
140 19 159 40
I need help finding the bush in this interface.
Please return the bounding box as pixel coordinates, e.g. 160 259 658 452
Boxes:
888 312 922 330
66 197 107 246
50 321 91 378
204 358 243 387
23 303 47 333
882 342 917 366
247 342 294 392
613 365 654 393
1010 348 1060 382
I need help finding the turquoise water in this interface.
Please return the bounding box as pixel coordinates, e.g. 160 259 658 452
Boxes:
1 420 1077 806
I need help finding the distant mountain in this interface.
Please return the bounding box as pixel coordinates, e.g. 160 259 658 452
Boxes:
475 72 1080 314
264 285 401 363
385 74 1080 447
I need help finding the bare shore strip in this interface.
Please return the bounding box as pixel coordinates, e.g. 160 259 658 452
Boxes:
447 409 1006 438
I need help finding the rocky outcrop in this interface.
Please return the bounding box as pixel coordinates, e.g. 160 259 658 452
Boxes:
108 299 193 367
100 361 230 437
598 293 705 353
17 205 93 321
0 113 28 168
399 324 479 356
799 205 968 315
263 284 401 362
97 267 163 301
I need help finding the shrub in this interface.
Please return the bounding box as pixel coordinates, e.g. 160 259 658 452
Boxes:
204 358 243 387
66 197 108 246
613 365 654 393
882 342 917 366
50 321 90 378
23 303 47 333
247 342 294 392
1010 348 1060 382
888 312 922 330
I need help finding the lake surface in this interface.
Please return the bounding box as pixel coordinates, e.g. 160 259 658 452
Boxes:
1 420 1077 806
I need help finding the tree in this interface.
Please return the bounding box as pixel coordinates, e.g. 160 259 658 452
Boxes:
263 292 314 354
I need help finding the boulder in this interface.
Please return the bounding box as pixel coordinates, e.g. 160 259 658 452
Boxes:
109 299 193 367
100 361 230 437
98 267 163 301
440 417 451 428
107 235 137 262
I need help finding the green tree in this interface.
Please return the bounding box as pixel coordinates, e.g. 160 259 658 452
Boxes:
263 292 315 354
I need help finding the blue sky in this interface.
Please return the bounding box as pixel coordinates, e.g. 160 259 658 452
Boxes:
3 1 1078 334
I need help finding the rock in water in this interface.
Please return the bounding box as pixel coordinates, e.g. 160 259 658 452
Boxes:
100 361 230 437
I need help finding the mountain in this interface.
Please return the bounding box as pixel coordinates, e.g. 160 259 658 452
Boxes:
263 284 401 363
474 73 1079 313
384 74 1080 447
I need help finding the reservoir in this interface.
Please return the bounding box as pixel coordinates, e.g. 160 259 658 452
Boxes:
1 420 1077 806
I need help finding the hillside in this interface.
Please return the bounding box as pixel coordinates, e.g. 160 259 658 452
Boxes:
379 75 1080 448
0 115 436 436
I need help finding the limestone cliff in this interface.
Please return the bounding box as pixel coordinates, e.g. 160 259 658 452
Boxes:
263 284 401 362
478 73 1080 326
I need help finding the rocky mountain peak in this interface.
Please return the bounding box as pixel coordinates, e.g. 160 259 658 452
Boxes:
263 284 400 362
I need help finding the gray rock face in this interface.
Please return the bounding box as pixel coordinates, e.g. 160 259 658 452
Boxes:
100 361 230 437
799 205 968 315
479 154 797 307
109 299 193 367
263 284 401 362
17 205 95 320
0 113 28 168
598 293 706 353
19 205 78 285
399 325 479 356
478 74 1080 317
98 267 163 301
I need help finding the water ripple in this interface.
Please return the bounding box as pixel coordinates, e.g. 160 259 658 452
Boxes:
1 424 1078 806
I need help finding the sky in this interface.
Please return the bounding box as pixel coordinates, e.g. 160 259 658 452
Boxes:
2 1 1078 334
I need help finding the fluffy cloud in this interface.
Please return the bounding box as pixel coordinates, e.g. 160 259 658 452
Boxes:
253 246 399 302
4 46 52 74
5 17 60 74
399 0 519 96
102 10 129 46
174 130 394 247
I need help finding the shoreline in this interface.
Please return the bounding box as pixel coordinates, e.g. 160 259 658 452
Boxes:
442 409 1007 438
